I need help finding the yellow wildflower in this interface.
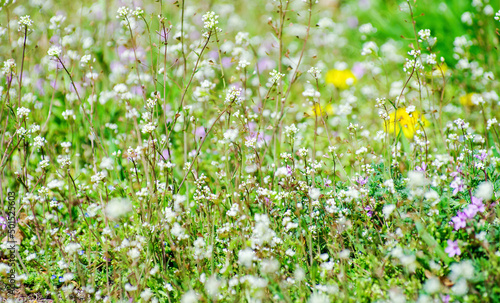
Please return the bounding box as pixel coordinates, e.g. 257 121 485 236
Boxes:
384 108 429 139
459 93 477 107
305 103 334 117
426 63 449 78
326 69 357 90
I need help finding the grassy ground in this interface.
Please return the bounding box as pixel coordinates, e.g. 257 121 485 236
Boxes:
1 0 500 302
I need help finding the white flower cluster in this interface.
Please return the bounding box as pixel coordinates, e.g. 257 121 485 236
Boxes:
308 67 321 79
62 109 75 120
49 15 66 30
361 41 378 56
141 122 157 134
235 31 249 46
223 129 239 142
18 15 34 30
224 86 242 105
80 54 91 66
302 88 320 98
268 69 284 86
193 80 215 102
33 136 47 149
202 11 219 31
284 123 299 139
47 46 62 57
116 7 132 19
17 107 31 118
2 59 16 75
132 7 144 17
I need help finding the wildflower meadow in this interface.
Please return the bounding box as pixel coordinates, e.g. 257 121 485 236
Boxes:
1 0 500 302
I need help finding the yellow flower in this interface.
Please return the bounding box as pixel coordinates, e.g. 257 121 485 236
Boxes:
384 108 429 139
326 69 357 90
305 103 334 117
459 93 477 107
426 63 449 78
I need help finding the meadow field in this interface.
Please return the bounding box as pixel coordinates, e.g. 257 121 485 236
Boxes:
0 0 500 301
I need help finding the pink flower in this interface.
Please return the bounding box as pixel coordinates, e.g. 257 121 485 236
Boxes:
445 240 461 257
471 196 485 213
463 204 478 219
193 126 206 140
451 212 467 230
450 177 465 195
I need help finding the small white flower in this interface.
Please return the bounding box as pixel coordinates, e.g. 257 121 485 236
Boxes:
361 41 378 56
142 122 157 134
133 7 144 17
235 32 249 45
284 124 299 138
308 291 330 303
49 15 66 30
308 67 321 79
0 263 11 275
2 59 16 75
223 129 239 142
225 86 242 104
475 181 493 201
418 29 431 41
124 283 138 292
238 248 255 268
382 204 396 218
302 88 320 98
64 243 81 254
309 188 321 200
268 69 284 86
180 290 198 303
205 275 221 298
33 136 47 149
117 7 132 19
127 248 141 260
202 11 219 31
18 15 34 28
48 46 62 57
62 109 76 120
408 171 428 187
105 198 133 220
17 107 31 118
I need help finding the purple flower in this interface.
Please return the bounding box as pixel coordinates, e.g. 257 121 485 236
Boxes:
247 122 257 132
222 57 233 68
474 151 487 161
441 295 450 303
451 212 467 230
208 50 219 61
189 30 201 41
193 126 206 140
450 167 462 178
257 57 276 71
463 204 478 219
161 149 171 160
351 62 365 78
471 196 485 212
355 176 368 186
324 177 332 187
69 81 84 96
445 240 461 257
416 163 427 172
130 86 143 96
347 17 359 29
364 206 373 217
0 217 5 230
450 177 465 195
